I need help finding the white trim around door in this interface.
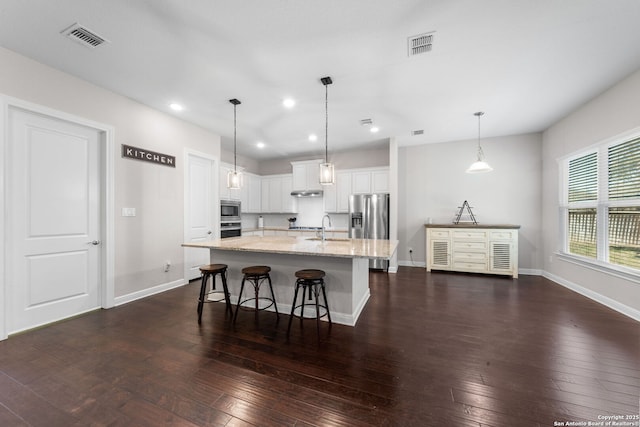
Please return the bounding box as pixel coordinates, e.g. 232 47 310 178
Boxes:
183 149 220 282
0 95 115 340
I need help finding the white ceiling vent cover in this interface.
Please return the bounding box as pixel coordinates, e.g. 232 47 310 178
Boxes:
408 32 434 56
61 23 109 48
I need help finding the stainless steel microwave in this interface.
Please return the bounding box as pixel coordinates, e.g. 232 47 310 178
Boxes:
220 199 241 221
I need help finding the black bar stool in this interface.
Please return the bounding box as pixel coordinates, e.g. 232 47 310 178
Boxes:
197 264 233 323
233 265 279 322
287 269 332 337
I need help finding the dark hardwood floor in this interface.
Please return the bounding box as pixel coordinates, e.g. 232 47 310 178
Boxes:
1 267 638 426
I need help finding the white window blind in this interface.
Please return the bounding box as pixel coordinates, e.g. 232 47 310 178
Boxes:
568 152 597 202
608 137 640 200
561 132 640 274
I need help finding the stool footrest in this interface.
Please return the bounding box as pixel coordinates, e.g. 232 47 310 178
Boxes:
197 266 233 324
234 266 279 323
287 272 332 338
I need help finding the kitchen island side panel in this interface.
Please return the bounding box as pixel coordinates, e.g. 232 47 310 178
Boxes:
209 249 365 326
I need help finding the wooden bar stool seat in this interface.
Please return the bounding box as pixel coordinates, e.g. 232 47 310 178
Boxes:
234 265 279 323
287 269 332 337
197 263 233 323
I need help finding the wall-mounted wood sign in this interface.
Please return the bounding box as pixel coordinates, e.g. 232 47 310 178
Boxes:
122 144 175 167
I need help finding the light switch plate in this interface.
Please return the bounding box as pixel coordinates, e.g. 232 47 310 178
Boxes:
122 207 136 217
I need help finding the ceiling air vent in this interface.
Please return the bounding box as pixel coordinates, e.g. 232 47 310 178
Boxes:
61 23 109 48
360 119 373 126
412 129 424 136
408 32 434 57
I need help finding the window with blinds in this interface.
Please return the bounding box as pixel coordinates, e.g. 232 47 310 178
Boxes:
561 133 640 273
568 208 597 259
568 152 598 202
608 137 640 200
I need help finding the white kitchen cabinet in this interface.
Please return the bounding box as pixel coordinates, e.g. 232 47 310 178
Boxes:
324 168 386 213
240 172 262 213
336 171 352 212
425 225 519 278
323 170 351 213
291 159 323 192
219 162 242 201
323 177 337 212
281 176 296 212
352 168 389 194
260 174 297 213
372 169 389 193
351 171 371 194
261 177 279 213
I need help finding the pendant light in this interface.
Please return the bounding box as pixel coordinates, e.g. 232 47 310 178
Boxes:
227 98 243 189
319 76 335 185
466 111 493 174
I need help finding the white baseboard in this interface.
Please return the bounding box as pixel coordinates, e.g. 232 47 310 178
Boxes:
543 271 640 322
519 268 542 276
115 279 187 306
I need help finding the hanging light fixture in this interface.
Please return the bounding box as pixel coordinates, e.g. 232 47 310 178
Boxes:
227 98 243 189
319 76 335 185
466 111 493 174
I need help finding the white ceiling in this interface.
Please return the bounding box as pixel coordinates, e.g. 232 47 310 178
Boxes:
1 0 640 160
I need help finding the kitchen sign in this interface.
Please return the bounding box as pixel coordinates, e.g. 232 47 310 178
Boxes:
122 144 175 167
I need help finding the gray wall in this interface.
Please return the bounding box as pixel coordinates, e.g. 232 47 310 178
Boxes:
398 133 543 271
542 68 640 317
232 143 390 175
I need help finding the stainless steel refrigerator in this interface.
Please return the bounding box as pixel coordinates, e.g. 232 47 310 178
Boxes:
349 193 390 270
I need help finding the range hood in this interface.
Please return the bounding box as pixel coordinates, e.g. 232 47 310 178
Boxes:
290 190 323 197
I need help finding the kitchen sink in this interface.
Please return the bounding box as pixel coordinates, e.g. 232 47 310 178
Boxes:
306 237 351 242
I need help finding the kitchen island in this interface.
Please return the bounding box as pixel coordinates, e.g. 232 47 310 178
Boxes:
183 235 398 326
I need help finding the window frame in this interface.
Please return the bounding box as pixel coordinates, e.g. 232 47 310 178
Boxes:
558 127 640 282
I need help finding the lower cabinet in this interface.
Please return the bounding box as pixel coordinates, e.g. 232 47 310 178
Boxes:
425 225 519 278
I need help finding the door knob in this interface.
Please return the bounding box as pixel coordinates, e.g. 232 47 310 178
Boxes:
88 240 101 245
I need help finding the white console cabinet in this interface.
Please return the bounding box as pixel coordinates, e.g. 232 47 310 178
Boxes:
425 225 519 278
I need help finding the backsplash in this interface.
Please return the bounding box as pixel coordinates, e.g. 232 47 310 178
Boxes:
242 211 348 230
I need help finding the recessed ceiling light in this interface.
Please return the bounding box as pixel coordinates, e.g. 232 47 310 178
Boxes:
283 98 296 109
370 126 380 133
308 134 318 142
169 103 184 111
256 141 265 149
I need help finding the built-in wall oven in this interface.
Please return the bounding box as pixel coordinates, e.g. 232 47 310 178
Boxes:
220 200 241 238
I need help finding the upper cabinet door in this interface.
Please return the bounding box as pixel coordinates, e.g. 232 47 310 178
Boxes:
291 160 322 191
336 171 352 212
351 171 371 194
352 168 389 194
281 176 297 213
372 169 389 193
291 164 307 191
219 162 241 200
240 172 262 213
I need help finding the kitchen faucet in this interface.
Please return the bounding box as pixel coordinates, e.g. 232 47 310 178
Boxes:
321 214 332 242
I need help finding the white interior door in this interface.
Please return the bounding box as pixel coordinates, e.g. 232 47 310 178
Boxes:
7 107 101 334
184 152 216 280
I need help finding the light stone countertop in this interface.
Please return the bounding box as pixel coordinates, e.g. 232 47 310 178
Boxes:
183 235 398 260
242 226 348 233
424 223 520 229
